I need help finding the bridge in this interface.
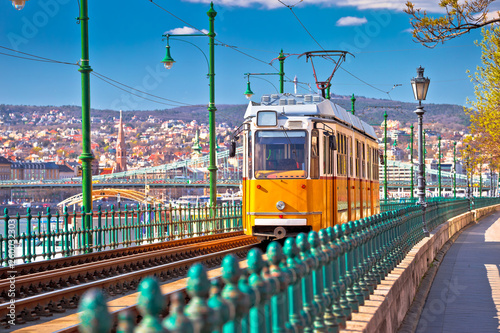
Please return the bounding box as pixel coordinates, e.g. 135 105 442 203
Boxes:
1 197 499 332
0 148 496 199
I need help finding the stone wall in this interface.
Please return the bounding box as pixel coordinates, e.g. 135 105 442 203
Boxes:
341 204 500 333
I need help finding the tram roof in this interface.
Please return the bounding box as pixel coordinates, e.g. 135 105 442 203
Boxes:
244 94 377 140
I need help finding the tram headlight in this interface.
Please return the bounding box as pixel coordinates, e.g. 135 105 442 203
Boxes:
276 201 285 211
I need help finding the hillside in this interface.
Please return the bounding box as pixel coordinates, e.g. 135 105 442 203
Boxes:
0 95 469 132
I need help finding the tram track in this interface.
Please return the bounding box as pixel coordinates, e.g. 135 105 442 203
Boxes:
0 233 259 328
0 231 244 279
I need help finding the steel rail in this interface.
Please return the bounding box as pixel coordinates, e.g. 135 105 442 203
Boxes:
0 231 244 279
0 236 258 327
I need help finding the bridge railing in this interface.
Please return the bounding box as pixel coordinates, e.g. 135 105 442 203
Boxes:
0 202 242 266
78 197 500 332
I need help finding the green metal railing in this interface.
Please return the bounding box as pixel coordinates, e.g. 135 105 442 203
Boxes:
0 203 242 266
78 198 500 332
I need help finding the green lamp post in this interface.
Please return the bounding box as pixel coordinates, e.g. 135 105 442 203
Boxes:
411 66 431 237
162 2 218 208
243 50 286 100
453 142 457 198
11 0 94 251
438 136 441 197
383 111 388 202
351 94 356 115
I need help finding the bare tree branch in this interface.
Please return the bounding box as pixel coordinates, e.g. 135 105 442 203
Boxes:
405 0 500 47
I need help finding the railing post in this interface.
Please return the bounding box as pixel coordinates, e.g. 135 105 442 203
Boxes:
326 226 345 328
208 279 230 333
308 231 327 331
247 248 270 333
239 274 256 333
353 220 369 302
296 233 319 332
163 291 194 332
283 238 306 332
185 263 214 332
342 222 360 313
46 208 52 259
64 206 70 257
136 277 165 332
3 208 9 267
78 289 112 333
97 206 102 252
26 207 32 263
333 224 351 321
266 242 289 333
318 229 337 331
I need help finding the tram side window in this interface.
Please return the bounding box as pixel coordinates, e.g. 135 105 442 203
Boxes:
311 130 319 179
362 143 366 179
247 134 252 178
254 130 307 179
323 136 327 175
356 140 360 178
323 133 334 175
373 147 379 180
367 145 372 180
349 137 352 177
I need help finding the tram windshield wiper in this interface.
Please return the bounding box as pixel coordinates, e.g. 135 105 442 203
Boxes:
280 126 298 162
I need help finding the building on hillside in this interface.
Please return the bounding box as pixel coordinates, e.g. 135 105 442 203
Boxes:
0 156 11 180
113 110 127 173
58 164 74 179
11 161 60 180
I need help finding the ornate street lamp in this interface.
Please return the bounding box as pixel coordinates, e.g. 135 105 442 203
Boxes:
162 2 218 208
411 66 430 237
243 50 286 100
10 0 28 10
161 43 175 70
244 75 254 100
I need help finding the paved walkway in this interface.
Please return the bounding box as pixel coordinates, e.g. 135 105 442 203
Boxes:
416 210 500 333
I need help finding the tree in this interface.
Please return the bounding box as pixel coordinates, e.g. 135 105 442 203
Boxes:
405 0 500 47
465 26 500 167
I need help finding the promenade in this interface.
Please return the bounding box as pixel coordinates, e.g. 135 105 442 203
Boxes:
416 209 500 332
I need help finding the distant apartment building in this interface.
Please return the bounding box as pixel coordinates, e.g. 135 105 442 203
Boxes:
0 156 11 180
11 161 60 180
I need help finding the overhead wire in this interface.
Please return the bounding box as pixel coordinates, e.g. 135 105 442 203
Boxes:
148 0 281 70
91 73 186 107
275 1 398 98
0 45 78 66
92 71 192 106
0 44 192 107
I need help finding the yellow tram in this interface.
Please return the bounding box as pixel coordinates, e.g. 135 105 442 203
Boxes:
231 93 380 240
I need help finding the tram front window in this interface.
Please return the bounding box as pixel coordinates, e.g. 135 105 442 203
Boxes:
254 130 307 179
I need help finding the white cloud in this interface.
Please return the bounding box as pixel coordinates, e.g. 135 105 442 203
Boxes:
336 16 367 26
402 28 413 33
165 26 209 35
484 10 500 21
181 0 449 12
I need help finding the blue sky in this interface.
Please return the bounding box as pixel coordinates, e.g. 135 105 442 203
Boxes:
1 0 498 111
